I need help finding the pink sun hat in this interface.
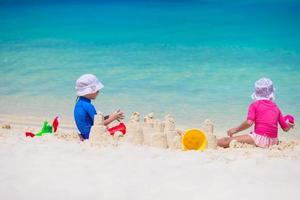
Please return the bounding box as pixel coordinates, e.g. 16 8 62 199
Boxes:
251 78 275 101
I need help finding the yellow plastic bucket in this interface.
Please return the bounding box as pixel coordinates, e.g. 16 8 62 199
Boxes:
182 129 207 151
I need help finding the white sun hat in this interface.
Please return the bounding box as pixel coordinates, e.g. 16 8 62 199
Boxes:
251 78 275 101
75 74 104 96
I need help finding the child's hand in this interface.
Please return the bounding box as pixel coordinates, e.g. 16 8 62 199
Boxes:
227 128 237 137
112 110 125 121
288 122 295 129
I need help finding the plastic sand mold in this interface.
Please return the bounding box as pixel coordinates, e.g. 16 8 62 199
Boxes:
108 122 126 136
182 129 207 151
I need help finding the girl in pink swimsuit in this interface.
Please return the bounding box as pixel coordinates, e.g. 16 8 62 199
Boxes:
218 78 294 148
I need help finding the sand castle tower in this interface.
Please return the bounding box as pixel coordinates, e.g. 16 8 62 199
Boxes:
143 112 156 145
164 115 180 149
89 112 113 147
150 119 168 148
143 112 155 127
173 132 182 149
203 119 217 149
126 112 144 145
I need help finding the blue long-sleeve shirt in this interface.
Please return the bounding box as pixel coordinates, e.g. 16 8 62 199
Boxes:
74 97 96 139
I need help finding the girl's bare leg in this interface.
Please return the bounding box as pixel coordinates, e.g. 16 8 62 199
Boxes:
217 134 255 148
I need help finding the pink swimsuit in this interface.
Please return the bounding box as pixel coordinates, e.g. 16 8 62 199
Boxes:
247 100 288 147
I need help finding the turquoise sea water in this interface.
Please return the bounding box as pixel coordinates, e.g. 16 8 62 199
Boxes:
0 0 300 131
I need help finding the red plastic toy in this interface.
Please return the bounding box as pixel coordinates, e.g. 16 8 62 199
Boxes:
284 115 295 125
52 116 59 132
25 132 35 138
108 123 126 136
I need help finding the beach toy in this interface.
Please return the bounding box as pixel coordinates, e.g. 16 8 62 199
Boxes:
35 121 53 136
52 116 59 132
108 123 126 136
25 116 59 138
284 115 295 125
182 129 207 151
25 132 35 138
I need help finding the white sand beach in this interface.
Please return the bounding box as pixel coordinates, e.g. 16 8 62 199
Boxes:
1 0 300 199
1 114 300 200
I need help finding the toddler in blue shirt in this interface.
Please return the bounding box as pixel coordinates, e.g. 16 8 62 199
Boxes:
74 74 124 139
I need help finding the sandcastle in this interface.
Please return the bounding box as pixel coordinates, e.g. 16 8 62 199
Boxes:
143 112 156 145
126 113 220 150
165 115 181 149
126 112 144 145
150 119 167 148
127 112 181 149
89 112 113 147
87 111 216 151
202 119 217 149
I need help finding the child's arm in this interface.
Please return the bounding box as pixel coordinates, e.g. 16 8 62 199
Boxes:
228 102 255 137
227 120 254 137
104 110 124 126
278 111 294 132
